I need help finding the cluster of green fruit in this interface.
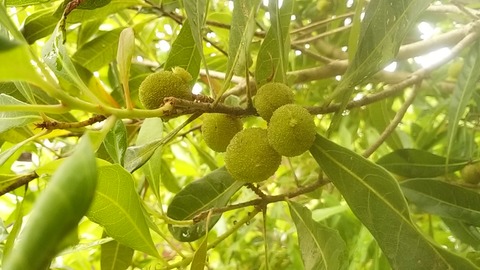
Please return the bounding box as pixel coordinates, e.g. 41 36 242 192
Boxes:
203 83 316 183
138 68 316 183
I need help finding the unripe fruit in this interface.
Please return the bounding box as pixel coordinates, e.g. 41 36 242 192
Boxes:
267 104 316 157
202 113 243 152
138 67 193 109
225 128 281 183
253 82 295 121
461 163 480 184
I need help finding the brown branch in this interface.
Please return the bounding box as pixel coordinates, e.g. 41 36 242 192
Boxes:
35 115 107 130
0 172 39 196
164 97 256 117
192 179 329 223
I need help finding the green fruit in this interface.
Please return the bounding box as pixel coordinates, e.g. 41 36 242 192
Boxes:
138 67 193 109
202 113 243 152
461 163 480 184
267 104 316 157
225 128 281 182
253 82 295 121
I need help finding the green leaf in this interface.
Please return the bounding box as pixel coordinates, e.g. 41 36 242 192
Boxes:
101 236 134 270
327 0 432 131
103 119 127 165
288 201 347 270
3 136 97 270
376 149 469 178
167 167 244 242
0 94 42 134
190 236 208 270
5 0 50 7
347 0 366 62
77 19 104 46
0 136 32 167
401 179 480 226
0 41 49 89
0 6 26 41
124 139 163 173
116 27 135 100
446 41 480 161
124 117 164 173
87 164 159 257
309 134 478 269
143 149 181 196
164 20 201 82
254 0 293 86
21 8 59 44
73 28 124 72
222 0 259 92
183 0 206 68
442 218 480 250
42 28 94 98
66 0 142 23
311 204 349 222
77 0 112 9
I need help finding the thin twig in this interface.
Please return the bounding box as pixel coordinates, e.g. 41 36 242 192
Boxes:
362 83 421 158
192 179 328 223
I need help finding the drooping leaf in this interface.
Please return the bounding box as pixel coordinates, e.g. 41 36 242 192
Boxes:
87 164 159 257
73 28 124 72
446 41 480 161
0 94 42 134
183 0 206 69
376 149 469 178
103 119 127 165
254 0 293 86
124 117 164 173
3 137 97 270
310 134 478 269
288 201 347 270
164 20 201 82
167 167 244 242
401 178 480 226
124 139 164 173
327 0 433 131
190 236 208 270
220 0 259 96
21 8 59 44
101 236 134 270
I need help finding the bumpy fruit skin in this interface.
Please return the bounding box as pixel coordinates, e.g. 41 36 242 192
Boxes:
202 113 243 152
253 82 295 121
461 163 480 184
267 104 316 157
225 128 281 183
138 68 192 109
